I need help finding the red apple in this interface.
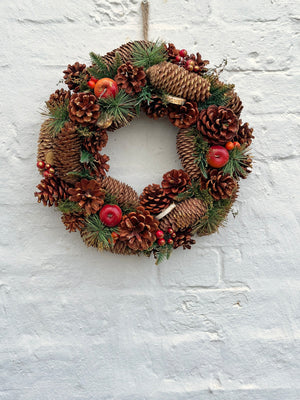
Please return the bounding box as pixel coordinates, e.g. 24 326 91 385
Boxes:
99 204 122 227
206 145 229 168
94 78 118 99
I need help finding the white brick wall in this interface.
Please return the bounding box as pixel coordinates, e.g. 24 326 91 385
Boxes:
0 1 300 399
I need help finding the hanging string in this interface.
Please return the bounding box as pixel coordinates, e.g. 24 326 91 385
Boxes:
141 0 149 41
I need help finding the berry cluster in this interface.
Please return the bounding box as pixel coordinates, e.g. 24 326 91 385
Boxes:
37 161 55 178
155 228 176 247
172 49 207 74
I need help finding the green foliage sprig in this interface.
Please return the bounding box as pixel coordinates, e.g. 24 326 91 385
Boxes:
198 79 234 110
88 52 123 80
132 40 167 70
98 90 136 124
57 199 82 214
42 100 69 137
82 214 119 251
222 145 250 178
176 183 214 208
80 150 97 170
144 242 173 265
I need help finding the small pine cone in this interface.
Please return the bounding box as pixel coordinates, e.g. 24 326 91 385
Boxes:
91 153 110 178
102 40 151 66
139 184 171 215
159 198 207 232
197 105 239 145
53 121 82 184
201 169 237 200
63 62 88 92
101 176 139 209
61 213 85 232
82 130 108 154
161 169 191 199
68 178 105 215
37 119 55 166
119 206 159 251
168 101 199 129
46 89 71 109
34 176 69 207
142 95 168 120
176 129 202 181
110 240 137 255
115 62 146 95
188 53 209 74
68 93 100 126
166 43 180 61
173 228 196 250
146 61 211 102
226 91 243 118
234 121 254 147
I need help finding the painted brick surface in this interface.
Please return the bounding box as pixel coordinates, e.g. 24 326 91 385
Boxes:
0 0 300 399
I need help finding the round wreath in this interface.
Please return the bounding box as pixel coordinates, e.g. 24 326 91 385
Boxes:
35 41 254 264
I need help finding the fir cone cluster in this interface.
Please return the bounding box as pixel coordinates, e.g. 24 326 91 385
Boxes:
197 105 239 145
201 169 237 200
63 62 89 92
143 95 168 119
68 178 105 215
119 206 159 251
91 153 110 178
34 176 69 207
102 40 150 66
162 169 191 199
82 130 108 154
68 93 100 126
139 184 171 215
234 121 254 147
168 101 199 129
115 62 146 95
226 91 243 118
173 228 196 250
46 89 71 109
61 213 85 232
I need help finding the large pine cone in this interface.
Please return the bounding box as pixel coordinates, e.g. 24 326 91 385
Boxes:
102 40 151 66
68 93 100 126
82 130 108 154
101 176 139 209
143 95 168 119
53 121 82 184
161 169 191 199
110 240 137 255
34 176 69 207
119 206 159 251
68 178 105 215
168 101 199 129
159 198 207 232
197 105 239 145
61 213 85 232
234 121 254 147
176 129 202 180
201 169 237 200
115 62 146 95
226 91 243 118
63 62 89 93
139 184 171 215
173 228 196 250
46 89 71 109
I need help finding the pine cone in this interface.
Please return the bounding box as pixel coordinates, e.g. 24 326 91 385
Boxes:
226 90 243 118
159 198 207 232
53 121 82 184
34 176 69 207
142 95 168 119
234 121 254 147
115 62 146 95
82 130 108 154
168 101 199 129
68 93 100 126
176 129 202 180
110 239 137 255
61 213 85 232
46 89 71 109
201 169 237 200
90 153 110 178
161 169 191 199
68 178 105 215
197 105 239 145
166 43 180 61
119 206 159 251
101 176 139 209
139 184 171 215
146 61 211 102
102 40 151 66
173 228 196 249
37 120 55 166
63 62 89 92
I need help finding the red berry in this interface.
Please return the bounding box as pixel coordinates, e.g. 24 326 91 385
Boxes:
158 238 166 246
45 163 51 170
48 167 55 174
175 55 181 62
43 170 51 178
37 161 45 169
167 238 173 245
233 141 241 148
88 80 96 89
185 59 195 67
193 65 200 72
168 228 174 234
187 64 194 71
155 230 164 239
225 141 235 151
171 232 176 238
90 76 98 83
179 49 187 57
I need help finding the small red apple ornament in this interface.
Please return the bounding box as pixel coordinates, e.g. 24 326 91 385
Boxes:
207 145 229 168
99 204 122 227
94 78 119 99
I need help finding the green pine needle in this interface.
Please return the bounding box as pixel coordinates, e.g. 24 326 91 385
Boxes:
88 52 110 79
42 100 69 137
82 214 119 251
198 79 234 110
144 242 173 265
222 145 250 179
57 199 82 214
135 85 153 115
132 40 167 70
187 130 210 178
98 90 136 124
67 169 93 180
109 52 123 77
176 183 214 208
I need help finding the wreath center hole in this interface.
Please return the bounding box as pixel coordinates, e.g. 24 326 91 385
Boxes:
103 114 181 195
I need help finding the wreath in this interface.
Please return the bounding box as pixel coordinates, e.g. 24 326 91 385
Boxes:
35 41 254 264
